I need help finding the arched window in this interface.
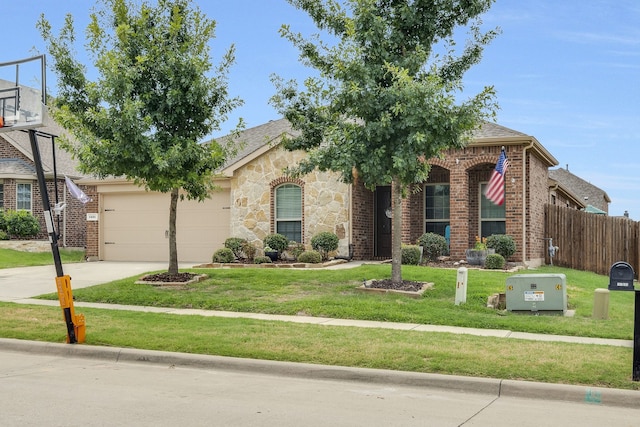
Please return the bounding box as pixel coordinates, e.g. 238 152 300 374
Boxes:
275 183 302 242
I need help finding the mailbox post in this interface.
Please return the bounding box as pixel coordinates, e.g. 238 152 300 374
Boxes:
607 262 639 380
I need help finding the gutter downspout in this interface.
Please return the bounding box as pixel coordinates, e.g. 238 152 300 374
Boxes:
522 139 535 266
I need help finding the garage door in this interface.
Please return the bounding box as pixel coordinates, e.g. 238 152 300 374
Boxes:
101 190 230 262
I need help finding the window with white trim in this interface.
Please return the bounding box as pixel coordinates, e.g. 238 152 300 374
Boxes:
480 182 505 238
424 183 450 236
275 183 302 242
0 183 4 210
16 182 32 211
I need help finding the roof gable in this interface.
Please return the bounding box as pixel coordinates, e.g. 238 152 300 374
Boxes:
0 115 84 178
549 167 611 209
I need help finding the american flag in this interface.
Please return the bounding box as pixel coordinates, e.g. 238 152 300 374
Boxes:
65 176 92 204
485 149 509 206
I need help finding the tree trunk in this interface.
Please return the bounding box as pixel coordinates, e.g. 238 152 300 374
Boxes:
391 177 403 284
168 188 179 275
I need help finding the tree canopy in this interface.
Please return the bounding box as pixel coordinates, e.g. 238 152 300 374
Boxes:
38 0 242 273
272 0 499 282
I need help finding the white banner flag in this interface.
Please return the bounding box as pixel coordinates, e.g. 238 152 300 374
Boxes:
65 176 92 204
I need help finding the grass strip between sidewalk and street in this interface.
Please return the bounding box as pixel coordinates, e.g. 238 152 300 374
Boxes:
0 302 636 390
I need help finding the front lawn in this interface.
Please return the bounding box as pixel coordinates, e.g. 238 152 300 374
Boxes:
0 247 86 268
37 264 634 340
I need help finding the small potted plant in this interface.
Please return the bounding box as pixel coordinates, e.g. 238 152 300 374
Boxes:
465 236 495 266
263 246 279 262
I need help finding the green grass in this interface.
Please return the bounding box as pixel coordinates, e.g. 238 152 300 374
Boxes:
0 247 85 268
38 264 635 340
9 262 640 390
0 302 636 390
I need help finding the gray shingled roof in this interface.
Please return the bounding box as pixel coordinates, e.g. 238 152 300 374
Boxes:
549 167 611 212
0 158 35 176
472 121 529 139
217 118 531 170
0 116 84 178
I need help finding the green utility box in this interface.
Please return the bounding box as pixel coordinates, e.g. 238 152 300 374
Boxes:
505 274 567 314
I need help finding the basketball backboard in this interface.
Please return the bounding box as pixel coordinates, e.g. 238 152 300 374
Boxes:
0 55 46 133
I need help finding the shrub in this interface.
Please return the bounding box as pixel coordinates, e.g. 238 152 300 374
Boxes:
401 244 421 265
311 231 339 261
241 240 257 262
0 230 8 240
212 248 235 263
263 233 289 253
297 250 323 264
5 210 40 238
486 234 516 259
253 256 272 264
287 242 305 260
0 210 6 231
224 237 247 260
485 253 505 269
417 232 448 261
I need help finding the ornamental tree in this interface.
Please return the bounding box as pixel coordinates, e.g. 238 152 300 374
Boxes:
38 0 242 274
272 0 499 283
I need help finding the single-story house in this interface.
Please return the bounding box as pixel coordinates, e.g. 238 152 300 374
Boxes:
2 115 610 265
75 118 611 267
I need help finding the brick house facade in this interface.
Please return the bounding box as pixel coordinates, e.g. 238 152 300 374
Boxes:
83 118 609 266
0 125 87 249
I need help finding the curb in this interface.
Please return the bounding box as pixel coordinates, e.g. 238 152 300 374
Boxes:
2 337 638 408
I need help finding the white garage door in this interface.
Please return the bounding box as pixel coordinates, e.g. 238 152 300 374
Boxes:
101 190 230 262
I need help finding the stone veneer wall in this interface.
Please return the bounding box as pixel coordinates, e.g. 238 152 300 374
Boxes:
229 146 352 256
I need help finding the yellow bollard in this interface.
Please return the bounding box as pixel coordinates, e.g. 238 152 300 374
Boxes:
55 275 86 343
592 288 610 320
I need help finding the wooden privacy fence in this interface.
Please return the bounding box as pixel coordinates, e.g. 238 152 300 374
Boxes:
545 204 640 278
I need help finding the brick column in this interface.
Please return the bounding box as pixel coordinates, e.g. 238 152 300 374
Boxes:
449 167 469 260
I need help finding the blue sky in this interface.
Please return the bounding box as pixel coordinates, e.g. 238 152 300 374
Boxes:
3 1 639 217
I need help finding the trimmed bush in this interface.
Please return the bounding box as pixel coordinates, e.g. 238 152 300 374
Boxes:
0 211 6 231
0 230 8 240
484 253 505 269
253 256 272 264
401 245 421 265
5 210 40 238
311 231 339 261
486 234 516 259
297 250 323 264
417 232 448 261
241 241 257 262
212 248 235 263
263 233 289 253
287 242 305 260
224 237 247 259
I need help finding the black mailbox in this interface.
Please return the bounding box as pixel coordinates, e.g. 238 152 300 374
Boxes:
609 261 635 291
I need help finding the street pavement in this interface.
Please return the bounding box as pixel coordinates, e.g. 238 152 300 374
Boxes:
0 260 639 425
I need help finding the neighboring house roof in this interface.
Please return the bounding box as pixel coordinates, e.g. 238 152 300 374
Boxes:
0 115 84 179
548 177 587 209
0 158 36 177
548 167 611 213
215 118 559 175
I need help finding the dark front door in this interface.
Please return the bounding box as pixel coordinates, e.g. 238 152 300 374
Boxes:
374 186 392 258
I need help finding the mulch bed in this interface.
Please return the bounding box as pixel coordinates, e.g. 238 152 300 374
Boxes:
366 279 426 292
140 272 199 283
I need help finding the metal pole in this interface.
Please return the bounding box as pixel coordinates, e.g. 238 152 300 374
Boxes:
633 290 640 381
28 129 77 343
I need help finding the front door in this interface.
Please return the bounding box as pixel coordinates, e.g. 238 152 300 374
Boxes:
374 186 392 258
